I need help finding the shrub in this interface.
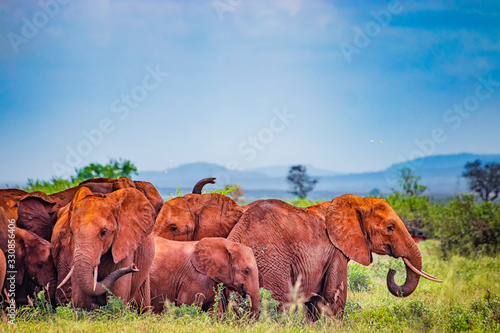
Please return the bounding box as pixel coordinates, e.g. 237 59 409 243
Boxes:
348 263 372 292
431 194 500 257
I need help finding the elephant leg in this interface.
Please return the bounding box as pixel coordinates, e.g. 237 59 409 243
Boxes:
132 276 151 312
321 254 349 319
129 235 155 303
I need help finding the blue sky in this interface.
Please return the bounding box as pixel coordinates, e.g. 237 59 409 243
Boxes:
1 0 499 184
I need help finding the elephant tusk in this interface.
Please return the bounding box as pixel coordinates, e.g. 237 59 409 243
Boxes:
93 266 98 291
57 266 74 289
403 258 443 282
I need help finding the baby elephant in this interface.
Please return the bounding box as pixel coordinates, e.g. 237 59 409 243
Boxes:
150 237 259 317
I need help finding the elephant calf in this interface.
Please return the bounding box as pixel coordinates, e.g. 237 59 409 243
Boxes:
150 237 259 317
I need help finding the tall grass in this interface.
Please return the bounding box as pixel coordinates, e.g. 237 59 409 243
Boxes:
5 241 499 332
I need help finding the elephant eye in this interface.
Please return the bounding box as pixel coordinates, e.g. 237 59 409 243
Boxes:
170 226 178 232
243 269 250 276
100 229 109 239
387 225 394 231
37 263 44 269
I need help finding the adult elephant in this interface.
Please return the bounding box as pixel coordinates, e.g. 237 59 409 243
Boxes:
150 237 259 318
53 187 156 310
17 177 163 242
1 207 56 306
154 178 244 241
227 195 442 319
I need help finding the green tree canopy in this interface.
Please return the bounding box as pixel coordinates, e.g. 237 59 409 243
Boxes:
395 167 427 196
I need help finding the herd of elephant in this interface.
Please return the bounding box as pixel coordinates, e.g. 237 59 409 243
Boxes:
0 176 442 320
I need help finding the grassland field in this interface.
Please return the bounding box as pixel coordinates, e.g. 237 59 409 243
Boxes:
1 240 499 332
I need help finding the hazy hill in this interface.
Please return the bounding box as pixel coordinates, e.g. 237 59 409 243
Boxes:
137 153 500 197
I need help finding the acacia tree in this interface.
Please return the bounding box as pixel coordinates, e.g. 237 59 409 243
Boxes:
24 159 138 194
463 160 500 202
287 165 318 199
395 167 427 196
73 159 138 181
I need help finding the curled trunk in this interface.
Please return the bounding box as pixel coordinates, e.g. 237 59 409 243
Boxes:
74 259 138 297
386 238 422 297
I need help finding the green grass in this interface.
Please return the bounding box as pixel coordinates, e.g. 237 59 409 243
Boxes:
4 241 500 332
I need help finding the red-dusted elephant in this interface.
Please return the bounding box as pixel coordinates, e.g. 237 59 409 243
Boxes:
227 195 442 319
154 178 244 241
52 187 155 310
150 236 259 318
0 208 56 306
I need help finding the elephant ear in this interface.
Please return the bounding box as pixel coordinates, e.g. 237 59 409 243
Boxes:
191 194 243 240
325 195 371 266
191 238 233 286
134 181 164 216
51 205 72 268
110 188 155 264
17 191 58 241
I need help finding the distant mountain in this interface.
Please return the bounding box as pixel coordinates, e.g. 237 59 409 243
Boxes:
138 162 269 192
247 165 342 178
315 153 500 195
137 153 500 198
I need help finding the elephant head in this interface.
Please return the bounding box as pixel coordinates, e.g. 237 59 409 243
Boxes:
154 193 244 241
191 238 260 318
8 228 57 305
325 194 441 298
65 187 155 308
0 189 28 220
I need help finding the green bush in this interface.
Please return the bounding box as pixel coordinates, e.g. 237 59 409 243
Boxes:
384 193 500 257
348 263 372 292
431 194 500 257
22 159 137 194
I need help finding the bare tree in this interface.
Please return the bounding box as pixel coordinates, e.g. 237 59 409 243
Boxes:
287 165 318 199
463 160 500 201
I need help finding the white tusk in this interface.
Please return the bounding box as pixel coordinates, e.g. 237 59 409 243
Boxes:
93 266 98 291
57 266 74 289
403 258 443 282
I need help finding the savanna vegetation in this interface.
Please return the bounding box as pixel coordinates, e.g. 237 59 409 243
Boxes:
5 241 499 332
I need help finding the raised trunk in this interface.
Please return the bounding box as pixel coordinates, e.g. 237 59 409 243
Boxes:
386 236 422 297
192 178 216 194
73 258 137 297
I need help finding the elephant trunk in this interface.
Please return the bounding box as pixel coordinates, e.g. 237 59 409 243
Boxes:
192 178 216 194
386 235 422 297
73 257 137 297
46 275 57 305
248 284 260 320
